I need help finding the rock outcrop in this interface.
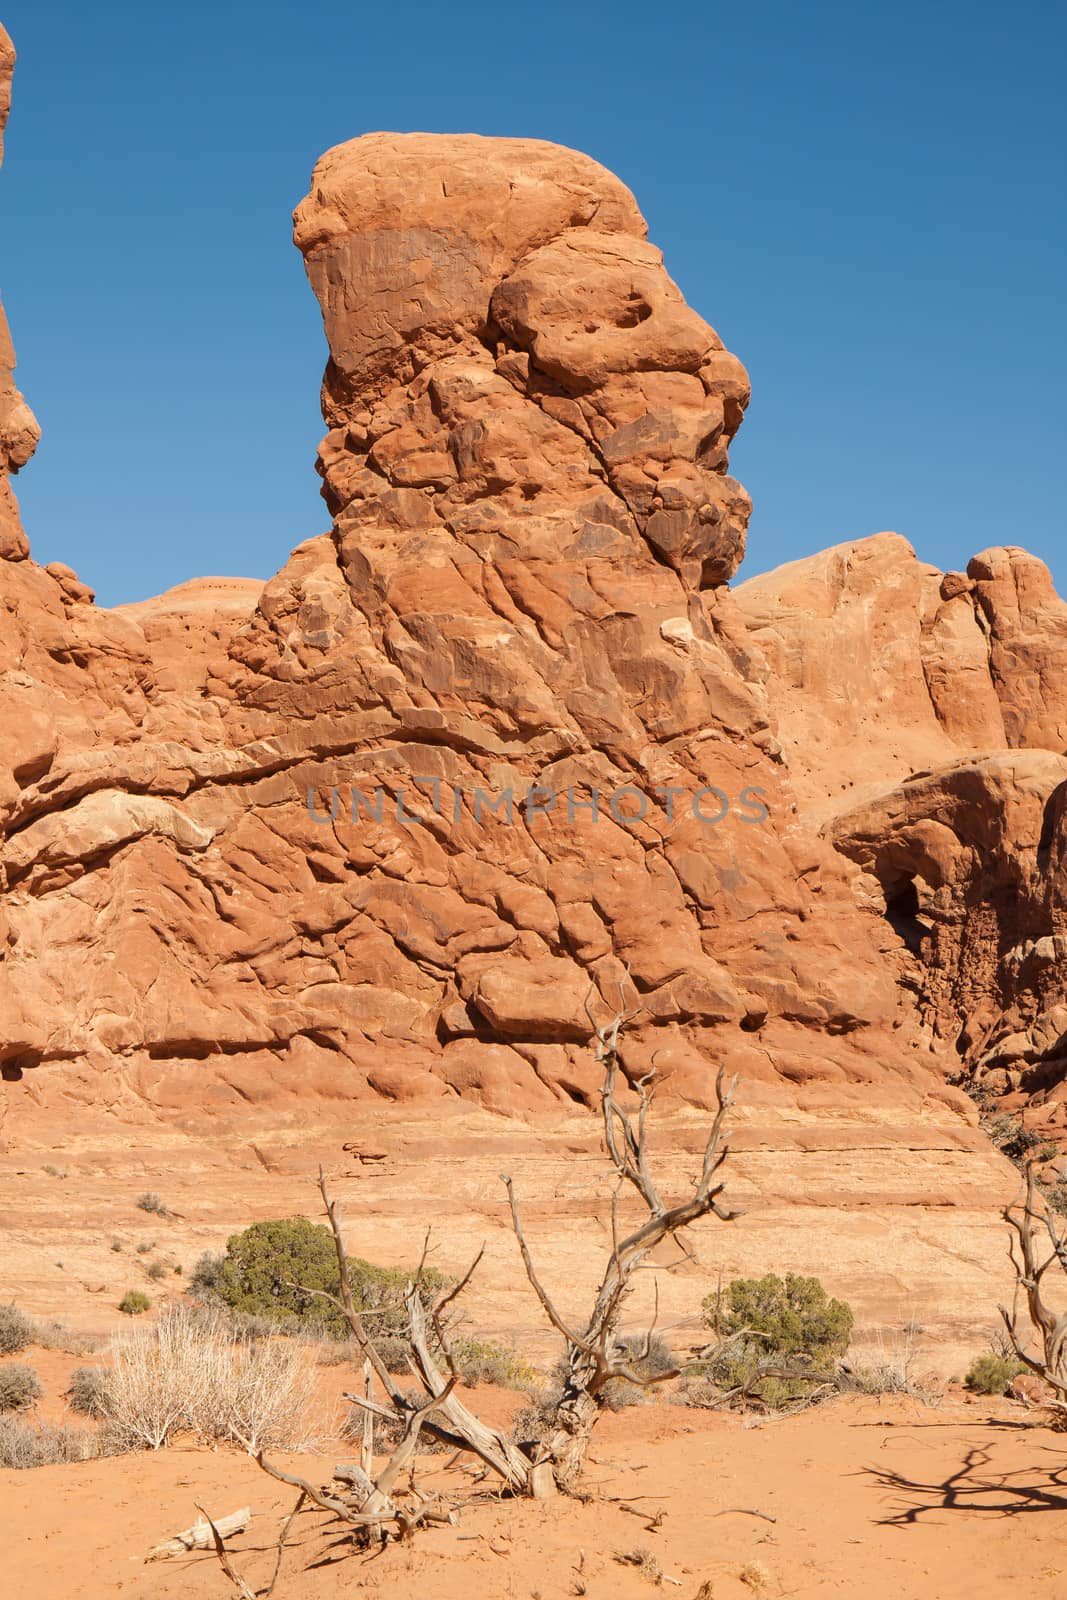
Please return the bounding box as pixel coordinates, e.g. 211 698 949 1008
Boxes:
0 128 1000 1125
0 88 1039 1353
0 24 39 561
0 131 966 1128
737 535 1067 1132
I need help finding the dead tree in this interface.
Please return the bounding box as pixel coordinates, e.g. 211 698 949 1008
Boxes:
505 984 739 1485
246 982 739 1539
999 1163 1067 1418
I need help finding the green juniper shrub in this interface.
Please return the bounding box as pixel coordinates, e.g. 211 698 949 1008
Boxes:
701 1273 854 1408
0 1303 32 1356
0 1364 42 1413
193 1217 451 1341
965 1353 1028 1396
118 1290 151 1316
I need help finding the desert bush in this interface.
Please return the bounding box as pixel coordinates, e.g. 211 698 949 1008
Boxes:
514 1335 674 1433
189 1250 225 1300
107 1306 214 1449
67 1366 113 1418
0 1416 106 1469
136 1192 166 1215
195 1217 451 1340
700 1273 853 1407
345 1387 449 1455
966 1352 1028 1396
0 1364 42 1412
206 1333 317 1452
832 1321 937 1400
613 1332 676 1380
103 1305 315 1452
596 1334 678 1409
119 1290 151 1316
146 1261 167 1281
451 1337 540 1388
0 1303 32 1355
26 1318 101 1357
512 1385 560 1444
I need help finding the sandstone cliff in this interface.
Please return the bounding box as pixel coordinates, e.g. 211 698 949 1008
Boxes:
0 64 1040 1356
737 535 1067 1136
0 131 969 1128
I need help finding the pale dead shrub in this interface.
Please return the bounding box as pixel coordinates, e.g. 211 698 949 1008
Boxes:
107 1305 214 1449
0 1416 108 1468
202 1329 317 1452
104 1305 316 1452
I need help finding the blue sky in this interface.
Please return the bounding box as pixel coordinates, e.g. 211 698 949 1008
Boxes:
0 0 1063 606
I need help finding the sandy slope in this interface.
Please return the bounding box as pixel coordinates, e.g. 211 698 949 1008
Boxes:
2 1392 1065 1600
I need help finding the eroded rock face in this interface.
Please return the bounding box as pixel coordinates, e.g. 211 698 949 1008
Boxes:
296 133 752 590
0 25 39 561
0 120 1026 1355
736 535 1067 1130
0 131 962 1135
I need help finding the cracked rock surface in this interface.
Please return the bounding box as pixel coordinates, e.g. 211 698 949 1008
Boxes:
0 126 1042 1347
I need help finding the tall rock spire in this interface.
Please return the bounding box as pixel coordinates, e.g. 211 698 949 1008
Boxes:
0 25 40 561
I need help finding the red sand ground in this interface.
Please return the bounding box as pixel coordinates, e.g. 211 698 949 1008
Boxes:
2 1347 1065 1600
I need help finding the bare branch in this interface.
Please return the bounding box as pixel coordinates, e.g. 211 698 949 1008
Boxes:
194 1505 256 1600
999 1164 1067 1399
434 1243 486 1323
502 1174 595 1354
315 1167 406 1402
264 1492 306 1600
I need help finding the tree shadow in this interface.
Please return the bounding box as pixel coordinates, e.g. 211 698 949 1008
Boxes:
865 1443 1067 1525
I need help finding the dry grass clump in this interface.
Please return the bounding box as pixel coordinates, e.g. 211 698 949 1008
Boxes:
614 1547 664 1584
0 1303 32 1355
105 1305 317 1452
0 1417 108 1469
0 1301 102 1359
67 1365 113 1418
0 1364 41 1413
30 1318 102 1357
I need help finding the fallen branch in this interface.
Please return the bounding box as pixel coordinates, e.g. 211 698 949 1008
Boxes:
145 1506 251 1561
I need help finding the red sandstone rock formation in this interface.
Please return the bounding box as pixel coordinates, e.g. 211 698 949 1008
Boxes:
736 535 1067 1131
0 127 968 1135
0 70 1035 1352
0 24 39 560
